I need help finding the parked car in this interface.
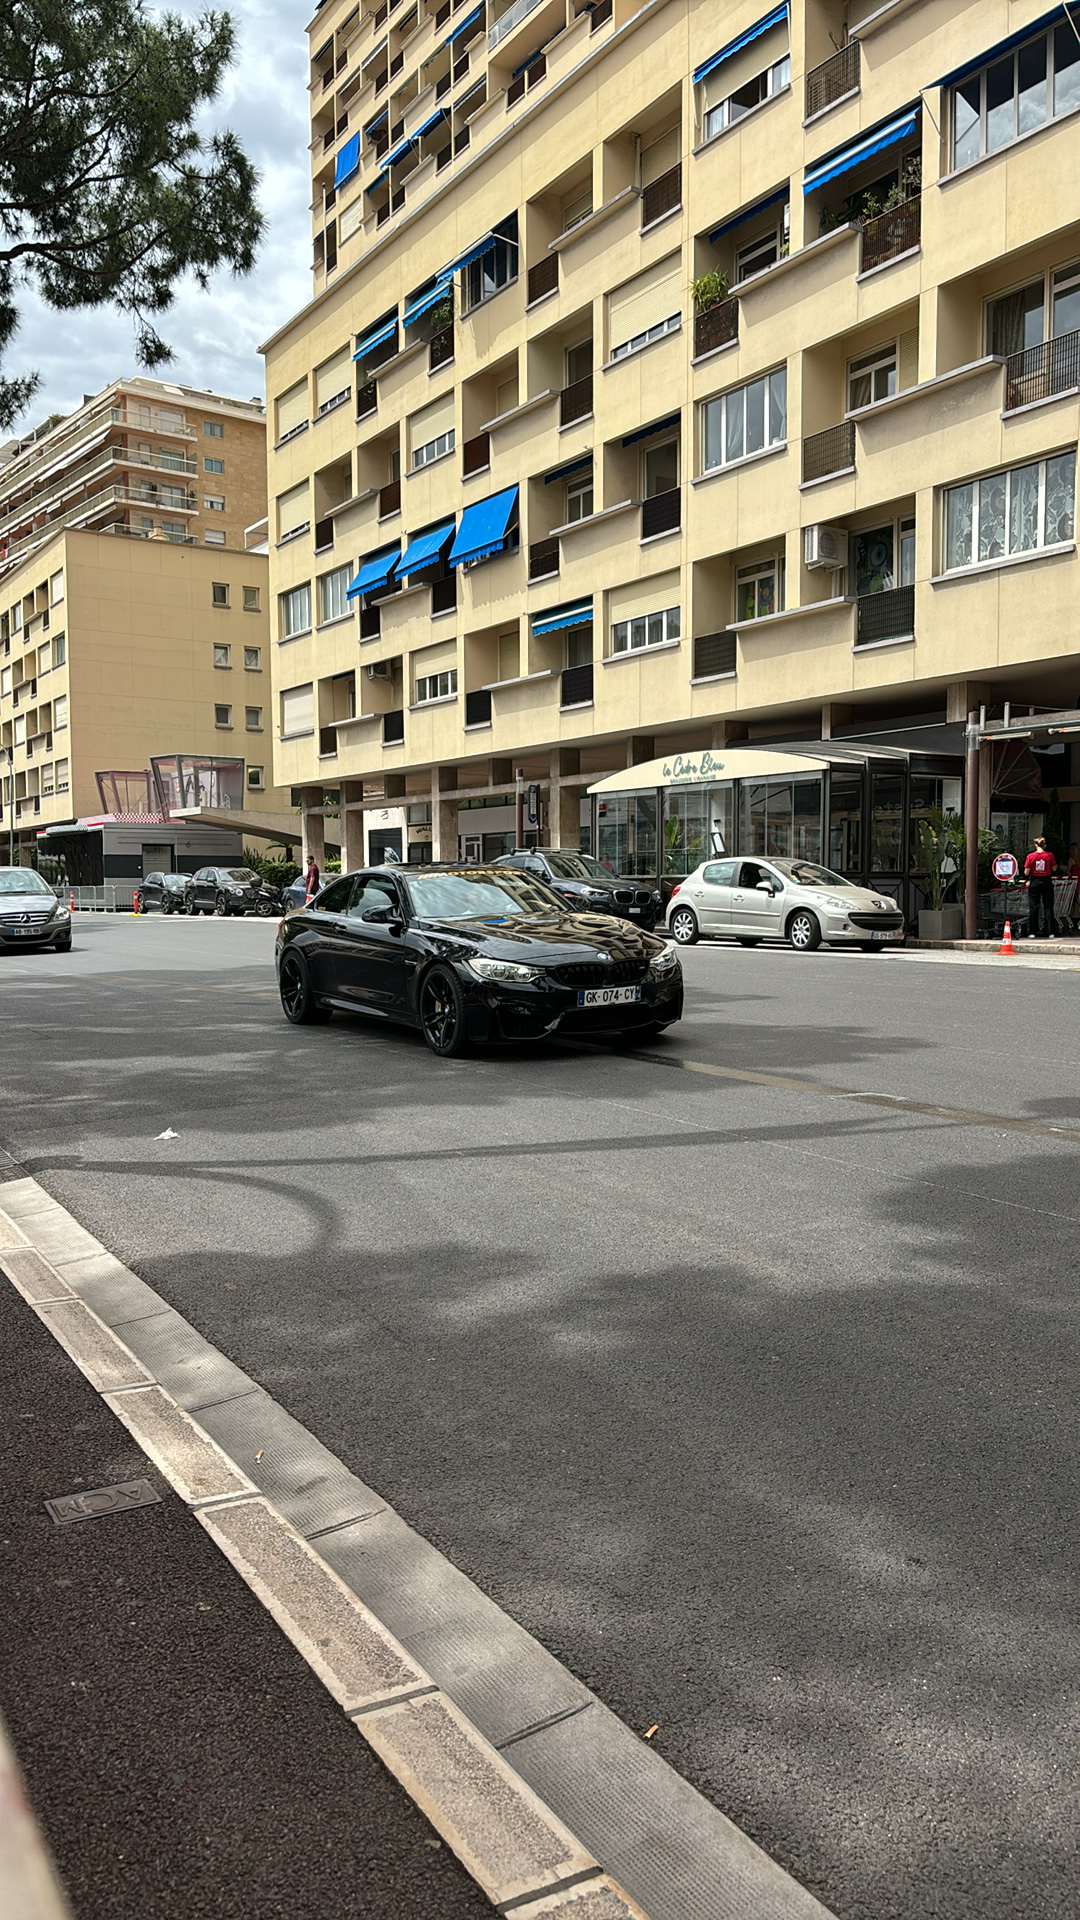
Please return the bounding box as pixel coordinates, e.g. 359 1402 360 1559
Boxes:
135 872 189 916
494 849 663 929
667 857 906 952
282 877 309 914
183 867 263 917
0 867 71 952
276 863 683 1055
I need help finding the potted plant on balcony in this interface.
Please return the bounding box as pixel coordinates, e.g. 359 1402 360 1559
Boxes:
690 268 729 313
915 809 964 939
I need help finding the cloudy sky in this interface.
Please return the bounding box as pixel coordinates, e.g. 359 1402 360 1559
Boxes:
9 0 313 427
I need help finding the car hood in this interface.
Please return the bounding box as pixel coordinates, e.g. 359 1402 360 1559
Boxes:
0 891 58 912
798 882 899 910
418 912 665 962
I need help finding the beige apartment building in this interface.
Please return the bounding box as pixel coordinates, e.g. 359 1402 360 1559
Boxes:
0 379 293 875
263 0 1080 889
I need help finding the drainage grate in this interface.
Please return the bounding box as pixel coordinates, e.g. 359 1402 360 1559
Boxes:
45 1479 161 1526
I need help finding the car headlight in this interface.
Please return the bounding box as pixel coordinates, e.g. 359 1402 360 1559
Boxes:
649 946 678 975
54 904 70 920
822 896 850 910
468 956 540 983
586 890 611 903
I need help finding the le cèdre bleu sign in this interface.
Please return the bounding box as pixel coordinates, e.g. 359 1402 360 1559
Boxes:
661 751 725 784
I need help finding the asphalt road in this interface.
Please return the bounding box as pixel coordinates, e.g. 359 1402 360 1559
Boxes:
2 913 1078 1920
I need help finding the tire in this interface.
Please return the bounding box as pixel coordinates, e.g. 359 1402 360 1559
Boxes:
278 950 332 1025
53 934 72 952
214 892 229 918
161 898 171 917
185 896 198 917
736 937 761 947
787 909 821 952
419 964 471 1057
668 906 699 946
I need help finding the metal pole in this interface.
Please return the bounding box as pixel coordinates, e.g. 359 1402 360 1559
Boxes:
515 768 524 846
5 746 13 866
964 708 979 940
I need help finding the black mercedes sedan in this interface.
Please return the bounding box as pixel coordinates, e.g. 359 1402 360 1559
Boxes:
494 849 663 929
275 864 683 1055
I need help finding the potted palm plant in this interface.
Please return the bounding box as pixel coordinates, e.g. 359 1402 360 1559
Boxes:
916 810 964 939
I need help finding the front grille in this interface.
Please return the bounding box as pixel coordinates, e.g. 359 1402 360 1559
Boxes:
848 911 904 931
549 960 647 987
0 911 51 925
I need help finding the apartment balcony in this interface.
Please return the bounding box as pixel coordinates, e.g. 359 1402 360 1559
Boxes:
590 0 612 27
693 632 736 678
855 585 914 647
0 442 200 541
802 421 855 485
641 487 680 539
1005 329 1080 412
527 256 558 304
560 662 593 707
429 326 454 370
465 688 492 726
641 164 681 231
111 403 195 441
859 195 920 274
559 374 592 427
489 0 542 52
805 42 860 119
693 298 738 359
463 431 490 476
383 708 405 745
529 536 559 580
357 380 377 420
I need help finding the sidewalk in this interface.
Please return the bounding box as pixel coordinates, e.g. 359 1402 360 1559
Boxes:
0 1278 492 1920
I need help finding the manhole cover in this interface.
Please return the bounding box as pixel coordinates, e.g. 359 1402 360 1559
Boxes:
45 1479 161 1526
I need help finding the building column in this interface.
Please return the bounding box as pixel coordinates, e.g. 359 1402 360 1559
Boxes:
947 682 989 725
550 748 582 847
301 788 325 868
341 780 365 871
710 721 748 749
433 767 458 861
820 703 853 740
626 735 654 766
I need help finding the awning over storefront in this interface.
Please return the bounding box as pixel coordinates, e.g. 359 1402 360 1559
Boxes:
588 747 831 795
394 521 455 576
448 485 518 566
803 106 919 194
693 3 788 87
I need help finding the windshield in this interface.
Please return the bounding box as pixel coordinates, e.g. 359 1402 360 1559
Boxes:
780 861 849 889
545 853 613 882
226 869 256 882
406 870 560 922
0 869 52 896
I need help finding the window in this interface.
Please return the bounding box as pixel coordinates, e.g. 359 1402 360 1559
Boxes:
704 55 790 141
735 557 784 621
986 261 1080 356
215 704 232 727
611 604 680 655
244 646 262 670
275 379 309 443
848 343 897 411
41 763 53 796
643 439 679 496
12 605 21 631
565 474 593 523
277 479 311 543
247 766 265 789
0 666 10 697
203 420 224 438
315 346 353 416
204 530 226 546
162 520 186 540
54 694 68 728
702 369 787 469
13 715 25 745
415 667 458 703
735 205 790 283
49 569 64 605
413 426 454 469
204 457 224 474
242 585 260 611
52 634 65 669
280 583 312 638
608 255 681 360
212 581 229 607
281 682 314 737
38 642 50 675
562 187 592 232
55 757 69 791
465 217 518 310
409 390 455 470
204 494 225 512
318 565 352 623
245 706 263 729
944 453 1075 570
213 643 231 668
950 22 1080 171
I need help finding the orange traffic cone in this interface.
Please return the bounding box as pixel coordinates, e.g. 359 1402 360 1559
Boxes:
998 919 1015 956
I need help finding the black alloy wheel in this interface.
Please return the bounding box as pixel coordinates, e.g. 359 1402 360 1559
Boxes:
787 909 821 952
54 934 72 952
668 905 698 946
278 951 332 1025
161 897 172 916
419 965 470 1057
214 892 229 918
185 894 198 916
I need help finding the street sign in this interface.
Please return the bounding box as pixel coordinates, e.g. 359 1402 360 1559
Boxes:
993 853 1018 880
526 783 541 826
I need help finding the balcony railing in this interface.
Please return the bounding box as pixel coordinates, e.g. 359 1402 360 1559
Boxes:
856 585 914 646
641 163 681 230
529 537 559 580
379 479 401 516
560 662 593 706
319 726 339 756
462 431 490 475
314 517 334 553
429 326 454 369
693 297 738 358
465 688 492 726
859 194 921 273
454 126 470 154
802 420 855 484
805 41 860 118
642 487 680 538
489 0 541 52
1005 328 1080 410
431 574 456 613
591 0 612 28
527 256 558 304
383 708 405 744
693 632 737 678
359 606 381 639
560 373 592 426
357 380 377 419
507 72 526 105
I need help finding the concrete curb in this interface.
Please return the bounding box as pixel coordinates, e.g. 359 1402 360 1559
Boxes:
0 1713 72 1920
0 1157 835 1920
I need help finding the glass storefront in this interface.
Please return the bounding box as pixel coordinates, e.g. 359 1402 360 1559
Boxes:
738 777 822 862
596 791 658 876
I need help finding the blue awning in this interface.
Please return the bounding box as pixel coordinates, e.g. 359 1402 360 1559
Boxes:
446 231 498 274
444 5 482 43
709 185 788 244
353 314 397 361
693 3 789 86
448 486 518 567
379 135 414 173
621 413 679 448
394 521 456 577
544 455 591 485
932 4 1071 87
803 105 919 194
365 108 388 134
347 547 400 599
403 270 454 328
413 108 447 140
334 132 361 188
531 600 593 636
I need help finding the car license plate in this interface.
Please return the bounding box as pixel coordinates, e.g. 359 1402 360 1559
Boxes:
871 930 900 941
577 985 641 1006
8 927 35 937
629 906 641 915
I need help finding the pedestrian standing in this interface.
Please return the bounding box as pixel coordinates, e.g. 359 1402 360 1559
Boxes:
304 853 321 902
1024 835 1057 938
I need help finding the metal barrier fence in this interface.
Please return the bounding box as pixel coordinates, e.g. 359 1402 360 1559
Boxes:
67 884 139 912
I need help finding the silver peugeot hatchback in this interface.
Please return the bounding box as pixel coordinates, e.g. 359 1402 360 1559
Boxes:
666 856 905 952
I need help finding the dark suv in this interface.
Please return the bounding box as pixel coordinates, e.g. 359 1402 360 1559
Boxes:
184 867 263 917
494 850 662 928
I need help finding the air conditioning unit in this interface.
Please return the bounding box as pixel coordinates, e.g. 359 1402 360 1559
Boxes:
366 661 390 679
804 524 848 570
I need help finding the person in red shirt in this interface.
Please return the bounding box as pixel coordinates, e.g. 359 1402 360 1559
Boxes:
1024 836 1057 938
303 853 321 902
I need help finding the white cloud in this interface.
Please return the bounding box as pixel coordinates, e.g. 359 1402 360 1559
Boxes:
7 0 312 423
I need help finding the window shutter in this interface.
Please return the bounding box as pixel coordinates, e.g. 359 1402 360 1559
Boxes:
411 638 457 679
409 390 455 451
608 569 680 623
277 480 310 539
275 380 308 439
281 683 314 735
640 126 679 185
701 19 788 111
315 347 352 410
607 256 682 350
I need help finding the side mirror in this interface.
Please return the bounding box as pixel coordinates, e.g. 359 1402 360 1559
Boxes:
362 905 403 926
755 880 775 894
